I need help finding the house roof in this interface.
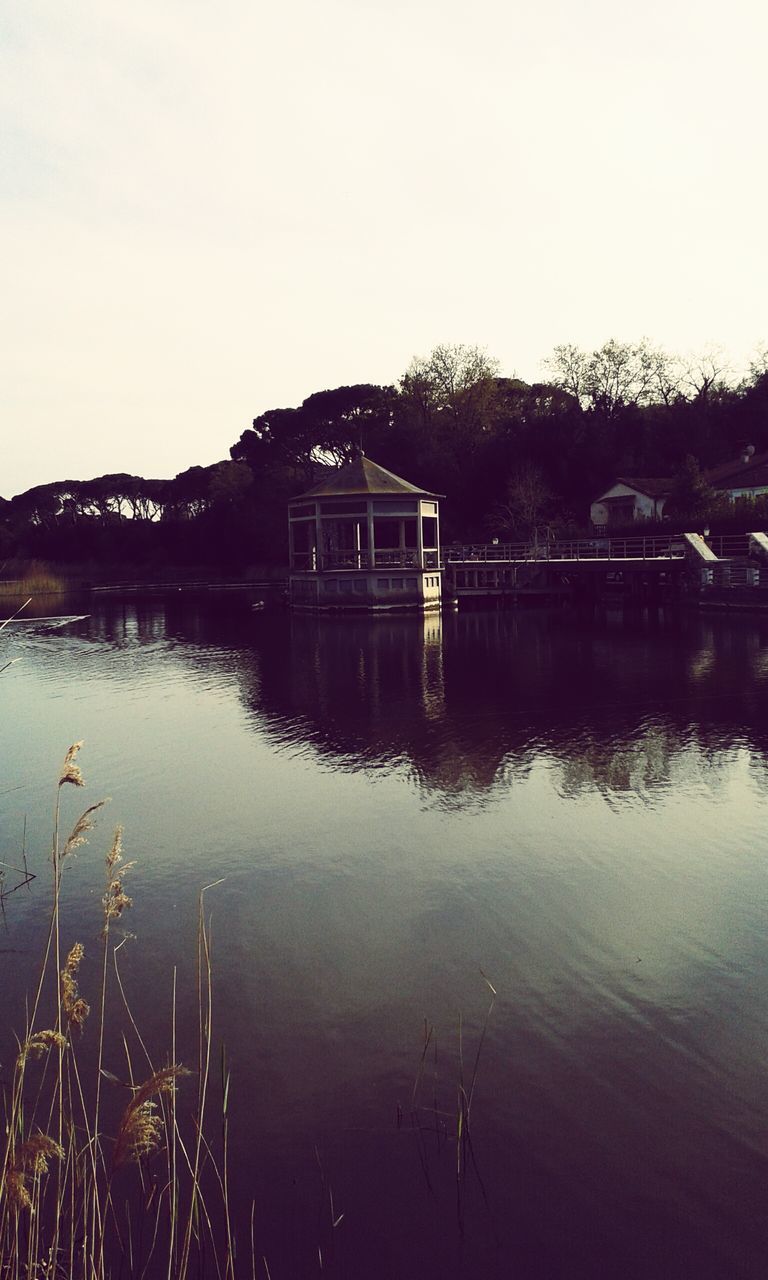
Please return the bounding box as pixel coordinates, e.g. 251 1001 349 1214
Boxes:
610 477 672 499
292 455 440 500
706 449 768 489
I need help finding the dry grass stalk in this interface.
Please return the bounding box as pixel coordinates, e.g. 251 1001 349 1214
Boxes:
6 1133 64 1213
102 826 133 934
113 1067 188 1169
0 561 63 597
61 942 90 1033
58 741 85 789
0 748 233 1280
16 1029 66 1068
62 801 107 862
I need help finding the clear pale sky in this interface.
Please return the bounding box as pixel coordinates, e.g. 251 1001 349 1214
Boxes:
3 0 766 497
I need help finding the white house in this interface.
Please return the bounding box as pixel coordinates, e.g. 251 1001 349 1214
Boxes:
590 478 671 527
706 447 768 501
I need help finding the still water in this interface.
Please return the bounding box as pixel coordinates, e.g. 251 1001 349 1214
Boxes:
2 597 768 1278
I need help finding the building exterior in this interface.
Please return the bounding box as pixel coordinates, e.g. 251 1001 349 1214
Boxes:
287 455 442 611
706 447 768 501
590 478 671 527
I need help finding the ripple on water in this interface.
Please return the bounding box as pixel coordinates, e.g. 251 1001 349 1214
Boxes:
4 602 768 1276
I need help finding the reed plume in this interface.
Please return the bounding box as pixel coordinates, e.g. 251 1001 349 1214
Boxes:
101 826 133 934
113 1066 188 1169
62 801 107 862
58 741 85 788
61 942 90 1033
0 746 233 1280
16 1029 66 1068
6 1133 64 1213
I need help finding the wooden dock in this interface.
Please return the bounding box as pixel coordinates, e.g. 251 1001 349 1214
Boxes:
443 533 768 604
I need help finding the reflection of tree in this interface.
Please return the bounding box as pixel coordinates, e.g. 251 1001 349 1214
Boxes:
550 721 757 800
556 722 677 798
227 607 768 806
54 599 768 806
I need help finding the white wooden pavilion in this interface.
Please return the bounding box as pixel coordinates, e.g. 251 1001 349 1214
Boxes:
288 456 442 611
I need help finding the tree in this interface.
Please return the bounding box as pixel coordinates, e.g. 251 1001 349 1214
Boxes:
399 343 501 437
10 482 72 530
682 345 731 403
486 464 554 536
166 466 215 519
231 385 394 480
665 455 725 523
545 338 676 419
300 384 395 466
541 343 591 405
231 406 310 477
208 460 254 509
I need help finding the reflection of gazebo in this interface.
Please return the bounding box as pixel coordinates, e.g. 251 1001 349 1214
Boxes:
288 455 442 610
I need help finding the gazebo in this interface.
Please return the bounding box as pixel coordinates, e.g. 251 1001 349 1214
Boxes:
287 455 442 611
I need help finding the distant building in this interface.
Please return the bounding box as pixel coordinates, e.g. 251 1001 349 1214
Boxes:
706 446 768 501
287 455 442 611
590 478 671 527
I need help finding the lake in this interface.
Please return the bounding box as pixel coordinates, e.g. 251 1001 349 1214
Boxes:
2 596 768 1278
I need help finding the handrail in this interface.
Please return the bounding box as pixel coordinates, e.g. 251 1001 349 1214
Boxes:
705 534 751 558
444 537 686 563
291 550 441 571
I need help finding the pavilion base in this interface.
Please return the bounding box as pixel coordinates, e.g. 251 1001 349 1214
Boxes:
289 570 442 612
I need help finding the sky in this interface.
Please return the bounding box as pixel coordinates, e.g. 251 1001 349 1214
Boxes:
3 0 767 497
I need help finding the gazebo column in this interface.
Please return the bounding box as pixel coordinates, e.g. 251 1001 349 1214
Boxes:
314 504 322 571
417 511 424 569
367 500 375 570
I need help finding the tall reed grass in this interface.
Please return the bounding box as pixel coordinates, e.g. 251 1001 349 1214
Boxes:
0 562 65 597
0 738 497 1275
0 744 240 1279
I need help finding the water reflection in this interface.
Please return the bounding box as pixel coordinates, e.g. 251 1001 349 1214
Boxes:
11 598 768 804
223 606 768 805
5 599 768 1276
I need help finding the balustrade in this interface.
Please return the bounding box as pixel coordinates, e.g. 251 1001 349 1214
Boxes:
444 536 686 563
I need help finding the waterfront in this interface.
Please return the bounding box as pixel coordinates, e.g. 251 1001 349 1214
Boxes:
2 598 768 1277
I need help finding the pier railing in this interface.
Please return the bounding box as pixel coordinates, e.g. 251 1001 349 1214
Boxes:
703 534 751 559
445 536 686 563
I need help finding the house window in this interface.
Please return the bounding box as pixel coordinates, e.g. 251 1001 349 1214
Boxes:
354 579 366 593
324 580 337 592
377 578 389 589
405 577 417 589
606 498 636 523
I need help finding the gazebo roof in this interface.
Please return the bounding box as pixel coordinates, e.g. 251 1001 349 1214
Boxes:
292 455 440 500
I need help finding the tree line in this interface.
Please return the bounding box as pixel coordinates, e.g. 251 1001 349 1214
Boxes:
4 339 768 571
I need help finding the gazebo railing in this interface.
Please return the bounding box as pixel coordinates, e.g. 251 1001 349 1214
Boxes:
290 550 440 571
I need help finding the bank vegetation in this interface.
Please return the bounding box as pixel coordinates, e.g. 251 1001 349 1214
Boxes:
4 339 768 580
